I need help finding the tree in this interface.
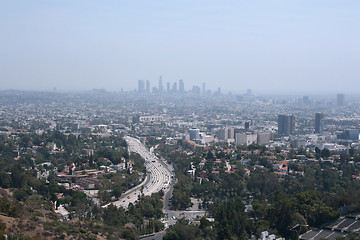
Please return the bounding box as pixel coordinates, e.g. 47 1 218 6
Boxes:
164 218 201 240
0 219 6 236
112 187 122 199
266 193 294 237
13 189 28 201
320 148 330 159
103 204 126 226
349 147 355 157
247 172 281 200
163 231 180 240
0 171 12 188
214 200 249 240
315 147 321 160
206 150 214 160
171 187 192 210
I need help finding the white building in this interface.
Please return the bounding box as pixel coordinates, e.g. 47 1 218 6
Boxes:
260 231 284 240
235 133 257 146
257 132 272 145
218 127 235 141
228 128 235 139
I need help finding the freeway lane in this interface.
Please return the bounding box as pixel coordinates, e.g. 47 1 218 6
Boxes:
107 136 174 209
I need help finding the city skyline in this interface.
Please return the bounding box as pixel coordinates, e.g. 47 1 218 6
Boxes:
1 2 360 238
1 78 360 239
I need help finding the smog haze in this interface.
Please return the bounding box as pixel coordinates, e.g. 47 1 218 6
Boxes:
1 1 359 94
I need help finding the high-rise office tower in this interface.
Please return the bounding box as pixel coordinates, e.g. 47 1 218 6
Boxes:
189 128 200 141
344 130 359 141
167 82 171 93
158 76 164 93
303 96 310 105
202 83 206 95
314 113 325 134
245 122 250 130
246 89 252 96
234 128 246 137
172 82 177 93
138 80 145 93
337 94 345 106
192 86 201 95
217 87 221 95
278 115 295 135
338 130 360 141
228 128 235 139
179 79 184 93
146 80 150 93
218 128 228 141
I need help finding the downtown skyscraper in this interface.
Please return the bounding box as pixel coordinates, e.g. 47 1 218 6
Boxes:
278 115 295 135
138 80 145 93
315 113 325 134
158 76 164 93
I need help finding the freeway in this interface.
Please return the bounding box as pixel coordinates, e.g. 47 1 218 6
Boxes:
108 136 174 209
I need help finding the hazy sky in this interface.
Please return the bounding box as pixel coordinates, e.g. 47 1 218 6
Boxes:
1 1 359 94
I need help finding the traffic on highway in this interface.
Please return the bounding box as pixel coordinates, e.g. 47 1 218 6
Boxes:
108 136 174 209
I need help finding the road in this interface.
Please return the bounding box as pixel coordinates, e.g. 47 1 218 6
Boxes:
107 136 174 209
140 231 166 240
101 136 204 238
